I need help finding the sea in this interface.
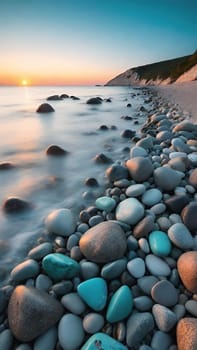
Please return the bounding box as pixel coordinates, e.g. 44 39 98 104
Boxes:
0 85 147 284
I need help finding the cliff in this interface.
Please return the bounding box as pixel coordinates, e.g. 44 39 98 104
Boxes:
106 50 197 86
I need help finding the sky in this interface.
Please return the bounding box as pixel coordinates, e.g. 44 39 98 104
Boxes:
0 0 197 86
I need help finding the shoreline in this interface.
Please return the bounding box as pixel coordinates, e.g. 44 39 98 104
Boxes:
0 87 197 349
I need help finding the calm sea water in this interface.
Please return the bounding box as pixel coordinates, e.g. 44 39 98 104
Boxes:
0 85 146 283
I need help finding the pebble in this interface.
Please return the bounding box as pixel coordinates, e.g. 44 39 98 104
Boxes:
136 136 154 150
88 215 103 227
176 317 197 350
106 164 129 182
33 326 57 350
138 238 150 253
189 167 197 188
127 258 145 278
151 280 178 307
133 215 155 239
165 194 190 213
137 276 159 295
133 296 153 311
149 231 171 256
8 285 63 341
79 221 127 263
150 203 166 215
81 333 128 350
151 331 173 350
130 146 148 158
181 201 197 232
3 197 31 213
126 157 153 182
154 167 182 191
83 313 104 333
168 223 193 250
125 184 146 197
177 251 197 293
101 258 127 279
80 261 100 279
28 242 53 260
106 285 133 323
116 198 144 225
145 254 171 276
35 274 53 291
46 145 68 156
42 253 80 281
126 312 154 347
77 277 107 311
61 293 86 314
58 314 85 350
173 120 196 132
152 304 177 332
142 188 162 206
185 300 197 317
0 329 13 350
10 259 39 282
45 208 76 236
95 196 116 212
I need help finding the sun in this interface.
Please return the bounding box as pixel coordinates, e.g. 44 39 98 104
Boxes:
21 79 28 86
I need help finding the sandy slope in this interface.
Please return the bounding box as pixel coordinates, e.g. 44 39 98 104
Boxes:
155 81 197 122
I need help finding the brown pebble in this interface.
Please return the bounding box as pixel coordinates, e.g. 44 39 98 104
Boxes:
177 251 197 294
176 317 197 350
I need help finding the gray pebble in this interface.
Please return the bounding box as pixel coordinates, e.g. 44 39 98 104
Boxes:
10 259 40 282
185 300 197 317
52 281 73 296
61 293 86 314
28 242 53 260
173 304 186 321
151 280 178 307
33 326 57 350
126 184 146 197
168 223 193 250
138 238 150 254
151 330 173 350
145 255 171 276
66 234 80 251
126 312 154 347
77 223 89 233
80 261 100 279
157 217 171 231
137 276 159 295
142 188 162 207
127 258 145 278
134 296 153 311
58 314 84 350
88 215 103 227
150 203 166 215
101 258 127 279
35 274 53 291
83 313 104 333
152 304 177 332
15 345 32 350
0 329 13 350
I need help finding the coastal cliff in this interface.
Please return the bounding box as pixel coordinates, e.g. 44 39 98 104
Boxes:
106 50 197 86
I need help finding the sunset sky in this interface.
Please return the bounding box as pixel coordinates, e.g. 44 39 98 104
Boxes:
0 0 197 86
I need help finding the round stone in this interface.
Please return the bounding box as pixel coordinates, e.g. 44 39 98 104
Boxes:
142 188 162 207
185 300 197 317
177 251 197 293
149 231 171 257
0 329 13 349
42 253 80 281
86 97 102 104
121 129 135 138
116 198 144 225
126 312 154 347
101 258 127 280
130 146 148 158
58 314 85 350
2 197 31 213
152 304 177 332
95 196 116 213
46 145 68 156
33 327 57 350
61 293 86 315
151 280 178 307
189 168 197 188
79 221 127 263
181 202 197 232
10 259 40 282
83 313 104 334
106 285 133 323
28 242 53 260
177 318 197 350
138 276 159 295
151 331 173 350
168 223 193 250
127 258 145 278
106 164 129 182
165 194 190 213
133 296 153 311
154 167 182 191
80 261 100 280
36 103 55 113
133 215 155 239
126 157 153 182
145 254 171 276
126 184 146 197
8 286 63 342
45 208 76 236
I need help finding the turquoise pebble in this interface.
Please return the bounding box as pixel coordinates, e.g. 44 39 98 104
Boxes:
149 231 171 257
106 285 133 323
77 277 107 311
81 332 128 350
42 253 80 281
95 196 116 213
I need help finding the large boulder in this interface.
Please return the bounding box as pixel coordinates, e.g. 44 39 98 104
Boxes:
8 286 63 342
36 103 55 113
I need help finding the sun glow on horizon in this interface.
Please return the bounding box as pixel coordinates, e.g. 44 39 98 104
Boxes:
21 79 28 86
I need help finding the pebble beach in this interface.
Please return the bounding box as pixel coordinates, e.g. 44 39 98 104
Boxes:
0 85 197 350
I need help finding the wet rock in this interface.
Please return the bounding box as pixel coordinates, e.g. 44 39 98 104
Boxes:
10 259 40 282
58 314 85 349
145 254 171 276
0 162 15 170
94 153 112 164
60 93 69 98
176 317 197 350
47 95 62 101
165 194 190 213
8 286 63 342
168 223 193 250
42 253 80 281
173 120 197 132
70 95 80 100
116 197 144 225
126 157 153 182
98 124 109 130
152 304 177 332
84 177 99 187
0 329 13 350
121 129 135 138
181 202 197 232
86 97 102 104
33 326 57 350
83 313 104 333
45 208 76 236
189 168 197 188
177 251 197 293
126 312 154 347
61 293 86 315
36 103 55 113
130 146 148 158
154 167 182 191
2 197 32 213
106 164 129 182
46 145 68 156
79 221 127 263
151 280 178 307
133 215 155 239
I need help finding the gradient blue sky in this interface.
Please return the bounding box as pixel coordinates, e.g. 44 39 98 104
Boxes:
0 0 197 85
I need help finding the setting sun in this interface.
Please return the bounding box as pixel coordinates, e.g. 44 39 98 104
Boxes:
21 80 28 86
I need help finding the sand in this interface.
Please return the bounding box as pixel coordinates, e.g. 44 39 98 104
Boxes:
154 81 197 123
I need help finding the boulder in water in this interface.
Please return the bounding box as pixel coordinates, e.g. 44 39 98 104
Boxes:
36 103 55 113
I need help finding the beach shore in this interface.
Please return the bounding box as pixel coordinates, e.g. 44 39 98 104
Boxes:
154 81 197 122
